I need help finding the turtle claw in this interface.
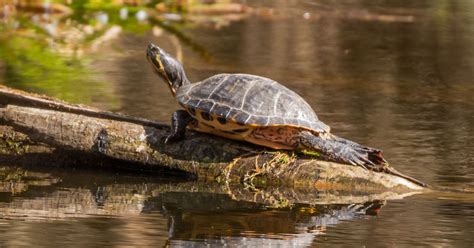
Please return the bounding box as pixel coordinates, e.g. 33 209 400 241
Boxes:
342 152 365 168
355 158 368 170
363 157 376 167
343 149 380 171
348 160 357 166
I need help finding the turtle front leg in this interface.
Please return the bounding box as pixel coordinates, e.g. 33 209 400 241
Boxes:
166 110 194 143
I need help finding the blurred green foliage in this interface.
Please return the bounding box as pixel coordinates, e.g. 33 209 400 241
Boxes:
0 35 116 105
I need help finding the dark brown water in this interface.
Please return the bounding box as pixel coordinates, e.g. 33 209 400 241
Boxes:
1 0 474 246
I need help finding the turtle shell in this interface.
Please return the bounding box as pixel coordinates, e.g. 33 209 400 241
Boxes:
176 74 330 133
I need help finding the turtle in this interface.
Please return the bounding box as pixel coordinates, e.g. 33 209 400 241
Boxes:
146 43 426 187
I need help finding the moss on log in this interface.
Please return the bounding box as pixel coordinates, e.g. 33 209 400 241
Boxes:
0 85 426 193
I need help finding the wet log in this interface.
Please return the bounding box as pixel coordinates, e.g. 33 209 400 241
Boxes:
0 85 425 192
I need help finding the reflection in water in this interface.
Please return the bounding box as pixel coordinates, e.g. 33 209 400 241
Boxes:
0 166 60 195
0 165 385 247
0 164 472 246
164 198 383 247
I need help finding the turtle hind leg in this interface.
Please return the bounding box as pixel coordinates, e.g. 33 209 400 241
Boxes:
329 134 388 166
297 131 385 169
298 132 428 187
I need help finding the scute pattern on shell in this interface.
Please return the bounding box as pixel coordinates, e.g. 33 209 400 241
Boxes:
176 74 330 132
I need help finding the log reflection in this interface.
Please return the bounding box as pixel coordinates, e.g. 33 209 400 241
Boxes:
0 165 401 246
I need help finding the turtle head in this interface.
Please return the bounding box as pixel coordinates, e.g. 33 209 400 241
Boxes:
147 43 190 96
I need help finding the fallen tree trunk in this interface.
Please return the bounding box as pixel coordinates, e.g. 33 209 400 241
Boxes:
0 85 425 192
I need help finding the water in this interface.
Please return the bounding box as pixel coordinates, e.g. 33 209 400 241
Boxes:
1 0 474 246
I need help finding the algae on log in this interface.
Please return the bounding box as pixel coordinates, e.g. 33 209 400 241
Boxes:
0 86 425 192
